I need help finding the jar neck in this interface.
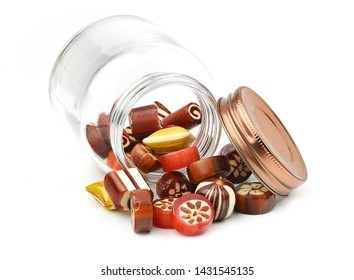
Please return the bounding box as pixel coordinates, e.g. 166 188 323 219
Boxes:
110 72 221 182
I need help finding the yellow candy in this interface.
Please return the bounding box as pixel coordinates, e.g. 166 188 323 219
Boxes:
85 181 116 210
142 126 195 154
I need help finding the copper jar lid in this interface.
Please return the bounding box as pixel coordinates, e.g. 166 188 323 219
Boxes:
217 86 307 196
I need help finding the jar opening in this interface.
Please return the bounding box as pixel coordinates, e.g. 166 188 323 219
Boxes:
109 72 221 183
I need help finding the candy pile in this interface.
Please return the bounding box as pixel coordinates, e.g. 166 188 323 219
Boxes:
85 101 276 236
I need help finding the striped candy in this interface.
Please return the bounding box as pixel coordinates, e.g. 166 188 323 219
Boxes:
104 168 152 211
195 178 236 221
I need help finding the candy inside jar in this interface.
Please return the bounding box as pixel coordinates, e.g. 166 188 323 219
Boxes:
106 75 221 184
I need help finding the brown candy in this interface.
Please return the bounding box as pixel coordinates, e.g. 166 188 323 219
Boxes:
161 102 202 130
236 182 276 215
130 189 153 233
86 112 111 159
86 124 111 159
187 155 231 184
195 177 236 221
129 104 161 140
154 101 171 121
156 171 193 198
130 143 161 173
219 143 252 183
122 127 139 152
103 168 152 211
97 112 110 144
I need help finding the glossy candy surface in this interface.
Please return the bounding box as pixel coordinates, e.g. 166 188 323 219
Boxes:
122 127 139 153
161 102 202 130
156 171 193 198
160 146 200 172
187 155 231 184
195 177 236 221
129 104 161 140
236 182 276 214
85 181 116 210
153 197 177 229
154 101 171 121
130 143 161 173
86 124 111 159
171 194 214 236
104 168 152 211
219 143 252 183
107 150 123 170
130 189 153 233
143 126 195 154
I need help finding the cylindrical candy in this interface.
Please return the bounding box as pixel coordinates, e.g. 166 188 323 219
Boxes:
97 112 110 144
107 150 123 170
129 104 161 140
104 168 152 211
195 177 236 221
154 101 171 121
153 197 177 229
122 127 139 153
219 143 252 183
187 155 231 184
156 171 193 198
160 146 200 172
86 124 111 159
130 189 153 233
130 143 161 173
161 102 202 130
235 182 276 214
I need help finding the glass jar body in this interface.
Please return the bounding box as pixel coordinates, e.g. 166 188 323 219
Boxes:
49 16 221 181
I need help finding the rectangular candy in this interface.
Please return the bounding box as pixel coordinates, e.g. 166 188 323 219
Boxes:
104 168 151 211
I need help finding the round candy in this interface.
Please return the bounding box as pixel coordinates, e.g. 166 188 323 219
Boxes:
156 171 193 198
171 194 214 236
219 143 252 183
187 155 231 184
236 182 276 215
195 177 236 221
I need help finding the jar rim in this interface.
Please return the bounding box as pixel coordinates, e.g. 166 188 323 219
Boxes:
110 72 221 183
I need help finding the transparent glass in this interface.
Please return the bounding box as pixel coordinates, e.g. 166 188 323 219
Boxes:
49 15 221 182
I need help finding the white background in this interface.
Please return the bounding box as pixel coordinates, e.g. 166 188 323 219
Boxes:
1 0 353 279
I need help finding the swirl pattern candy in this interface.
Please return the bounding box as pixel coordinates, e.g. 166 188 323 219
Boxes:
195 177 236 221
161 102 202 130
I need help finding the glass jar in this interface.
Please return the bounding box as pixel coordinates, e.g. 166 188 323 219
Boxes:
49 15 221 183
49 15 307 196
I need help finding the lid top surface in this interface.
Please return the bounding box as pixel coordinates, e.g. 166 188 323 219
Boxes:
218 86 307 196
